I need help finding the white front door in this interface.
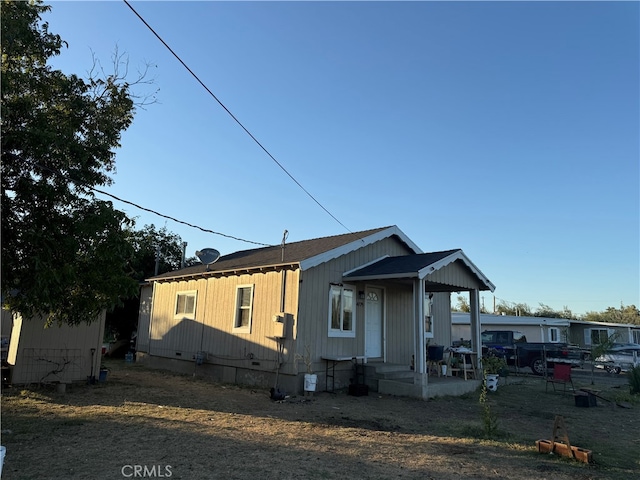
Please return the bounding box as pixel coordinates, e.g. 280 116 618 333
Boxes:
365 287 383 359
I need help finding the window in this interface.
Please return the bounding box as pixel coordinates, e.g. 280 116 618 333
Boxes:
633 330 640 345
587 328 610 346
424 292 433 338
175 291 197 318
328 284 355 337
234 285 254 332
549 327 560 343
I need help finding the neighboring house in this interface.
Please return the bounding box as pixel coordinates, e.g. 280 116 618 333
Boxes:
453 312 640 351
6 311 105 385
137 226 495 399
452 313 572 344
569 319 640 349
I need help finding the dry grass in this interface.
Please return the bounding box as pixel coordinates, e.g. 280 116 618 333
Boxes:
1 361 638 480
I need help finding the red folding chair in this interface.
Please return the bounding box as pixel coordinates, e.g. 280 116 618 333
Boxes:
545 363 574 395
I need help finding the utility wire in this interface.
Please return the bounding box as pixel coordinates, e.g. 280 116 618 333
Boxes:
122 0 353 235
91 187 271 246
27 160 272 247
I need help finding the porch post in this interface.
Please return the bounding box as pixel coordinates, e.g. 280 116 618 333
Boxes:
414 278 426 375
470 289 481 367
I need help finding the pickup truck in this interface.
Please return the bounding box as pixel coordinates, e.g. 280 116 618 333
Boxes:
481 330 582 375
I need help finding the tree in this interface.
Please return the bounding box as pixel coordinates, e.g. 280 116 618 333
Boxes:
1 1 139 326
534 303 576 320
453 295 470 313
495 301 532 317
105 224 197 344
582 304 640 326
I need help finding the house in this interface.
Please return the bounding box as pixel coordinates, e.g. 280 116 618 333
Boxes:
569 319 640 349
136 226 495 399
453 312 640 352
452 312 572 344
6 311 105 385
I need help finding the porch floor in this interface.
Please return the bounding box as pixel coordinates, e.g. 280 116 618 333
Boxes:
365 362 482 399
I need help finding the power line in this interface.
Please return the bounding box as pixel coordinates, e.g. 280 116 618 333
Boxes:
122 0 353 235
26 160 272 247
91 187 271 246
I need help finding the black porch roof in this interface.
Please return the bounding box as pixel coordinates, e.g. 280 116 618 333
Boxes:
343 249 495 292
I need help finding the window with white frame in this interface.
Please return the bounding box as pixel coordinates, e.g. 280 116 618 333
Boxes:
548 327 560 343
175 291 197 318
234 285 254 332
633 330 640 345
424 292 434 338
328 284 355 337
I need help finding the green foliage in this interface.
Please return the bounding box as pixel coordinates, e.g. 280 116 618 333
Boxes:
583 304 640 326
628 366 640 395
495 301 532 317
478 382 499 438
105 224 194 341
533 303 576 320
1 1 139 325
453 295 470 313
125 224 194 281
481 353 507 375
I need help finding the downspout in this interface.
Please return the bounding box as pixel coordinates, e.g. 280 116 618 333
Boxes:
280 230 288 313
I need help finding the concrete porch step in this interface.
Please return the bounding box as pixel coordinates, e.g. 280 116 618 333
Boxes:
364 363 415 381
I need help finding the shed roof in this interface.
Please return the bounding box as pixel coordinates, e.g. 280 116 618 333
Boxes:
148 225 420 282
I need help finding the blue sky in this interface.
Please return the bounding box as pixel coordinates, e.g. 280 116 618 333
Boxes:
44 1 638 316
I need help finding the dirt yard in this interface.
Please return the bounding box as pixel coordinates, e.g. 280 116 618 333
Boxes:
1 361 638 480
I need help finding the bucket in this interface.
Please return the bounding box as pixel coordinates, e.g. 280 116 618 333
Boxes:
98 369 108 383
485 374 499 391
304 373 318 392
441 364 448 376
124 352 134 363
195 351 205 366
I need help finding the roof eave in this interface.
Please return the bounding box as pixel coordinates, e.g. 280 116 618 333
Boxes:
344 272 419 282
148 262 300 283
300 226 422 271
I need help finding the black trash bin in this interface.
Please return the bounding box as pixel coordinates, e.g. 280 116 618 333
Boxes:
427 345 444 362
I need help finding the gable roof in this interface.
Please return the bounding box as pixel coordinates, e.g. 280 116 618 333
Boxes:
344 249 496 292
148 225 421 282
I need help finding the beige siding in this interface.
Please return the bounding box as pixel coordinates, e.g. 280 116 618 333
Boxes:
383 283 415 365
136 284 153 353
8 312 105 384
430 293 452 348
148 269 300 375
426 260 485 290
296 236 414 372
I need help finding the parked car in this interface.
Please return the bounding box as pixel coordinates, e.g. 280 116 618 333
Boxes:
594 344 640 374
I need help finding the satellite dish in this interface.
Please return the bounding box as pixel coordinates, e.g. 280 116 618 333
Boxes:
195 248 220 266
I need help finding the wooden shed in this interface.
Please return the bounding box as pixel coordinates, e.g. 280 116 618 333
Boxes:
6 312 105 385
137 226 495 398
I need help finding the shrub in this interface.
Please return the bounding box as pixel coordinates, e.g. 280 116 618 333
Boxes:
627 365 640 395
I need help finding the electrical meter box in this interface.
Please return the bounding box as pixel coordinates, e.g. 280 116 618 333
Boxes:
272 314 288 338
